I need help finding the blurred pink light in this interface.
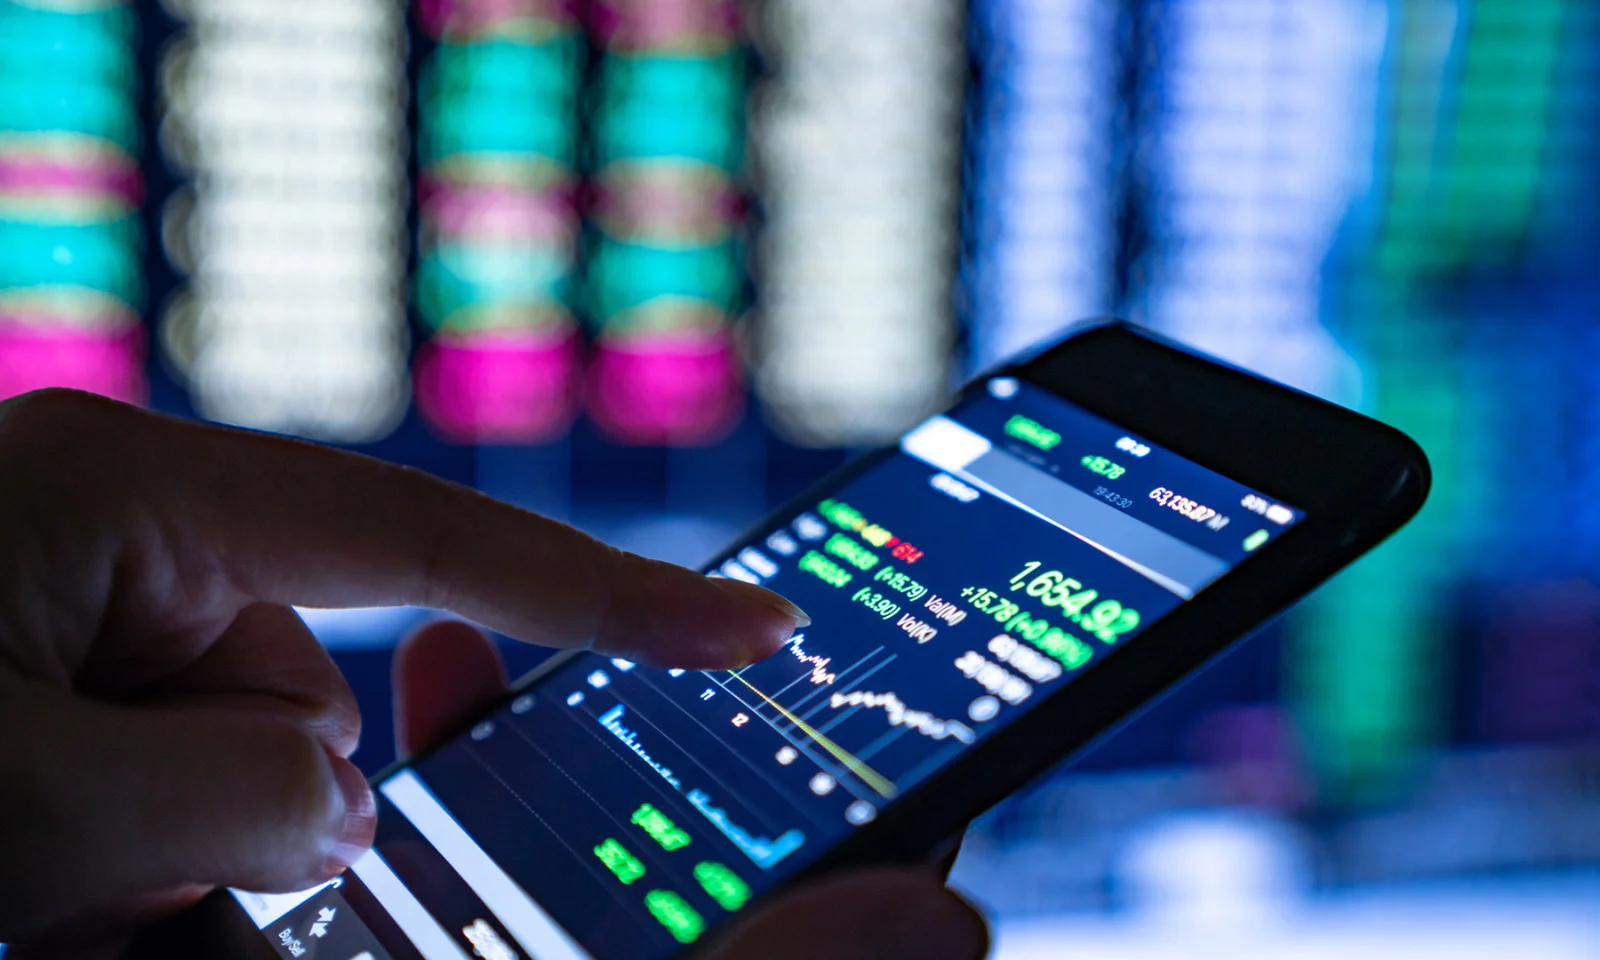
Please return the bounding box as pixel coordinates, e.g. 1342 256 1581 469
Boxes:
415 327 580 444
425 183 576 244
589 0 740 48
585 330 743 446
419 173 577 210
0 156 143 207
0 322 146 405
418 0 580 37
592 168 743 245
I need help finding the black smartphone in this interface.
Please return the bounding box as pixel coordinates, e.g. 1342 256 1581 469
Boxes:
130 322 1429 960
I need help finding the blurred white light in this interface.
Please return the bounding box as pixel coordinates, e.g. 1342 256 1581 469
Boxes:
1131 0 1378 403
987 378 1021 400
964 0 1119 371
1114 811 1308 930
294 606 429 650
750 0 964 447
158 0 410 441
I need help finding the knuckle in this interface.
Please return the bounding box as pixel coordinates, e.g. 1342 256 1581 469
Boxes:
301 686 364 758
0 391 140 495
0 388 125 439
253 720 340 844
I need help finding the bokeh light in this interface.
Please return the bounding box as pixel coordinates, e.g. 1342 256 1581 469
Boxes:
584 0 748 446
157 0 410 441
748 0 965 447
414 0 584 444
0 0 145 404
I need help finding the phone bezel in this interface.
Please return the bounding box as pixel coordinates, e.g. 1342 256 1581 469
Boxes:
127 321 1430 959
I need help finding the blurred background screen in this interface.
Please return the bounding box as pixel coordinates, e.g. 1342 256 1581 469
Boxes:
3 0 1599 955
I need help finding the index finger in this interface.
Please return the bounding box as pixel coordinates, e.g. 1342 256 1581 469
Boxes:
8 391 809 669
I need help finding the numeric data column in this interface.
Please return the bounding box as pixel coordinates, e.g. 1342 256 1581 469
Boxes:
585 0 749 446
1129 0 1370 400
159 0 409 440
750 0 965 447
414 0 584 443
962 0 1118 372
0 0 144 402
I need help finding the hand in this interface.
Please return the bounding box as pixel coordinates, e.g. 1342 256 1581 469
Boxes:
0 389 988 960
396 622 990 960
0 390 808 952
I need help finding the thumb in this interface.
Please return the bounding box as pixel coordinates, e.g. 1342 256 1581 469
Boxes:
706 869 990 960
0 683 374 945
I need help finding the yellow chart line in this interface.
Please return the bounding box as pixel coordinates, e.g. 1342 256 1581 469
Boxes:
726 673 897 799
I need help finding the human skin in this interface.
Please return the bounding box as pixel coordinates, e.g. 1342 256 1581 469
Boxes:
0 390 988 960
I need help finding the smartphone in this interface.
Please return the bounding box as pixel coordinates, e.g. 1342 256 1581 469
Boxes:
130 322 1429 960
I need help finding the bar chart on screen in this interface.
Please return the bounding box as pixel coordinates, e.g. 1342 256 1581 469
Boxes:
556 666 823 873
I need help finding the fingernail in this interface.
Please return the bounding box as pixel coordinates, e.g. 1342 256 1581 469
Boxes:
325 757 376 872
713 578 812 628
881 888 989 960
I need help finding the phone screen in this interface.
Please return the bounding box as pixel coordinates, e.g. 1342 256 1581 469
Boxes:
232 377 1303 960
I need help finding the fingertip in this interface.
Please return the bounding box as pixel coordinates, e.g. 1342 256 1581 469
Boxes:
395 618 504 677
597 563 809 671
710 578 812 628
707 579 810 666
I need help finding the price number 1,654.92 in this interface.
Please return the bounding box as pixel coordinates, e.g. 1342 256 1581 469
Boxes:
1009 562 1140 643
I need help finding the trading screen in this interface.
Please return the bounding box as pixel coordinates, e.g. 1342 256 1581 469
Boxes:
232 377 1302 960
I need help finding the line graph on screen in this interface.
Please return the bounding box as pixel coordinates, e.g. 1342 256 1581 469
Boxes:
823 690 976 745
686 788 806 870
785 635 837 685
713 613 990 799
722 671 897 798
